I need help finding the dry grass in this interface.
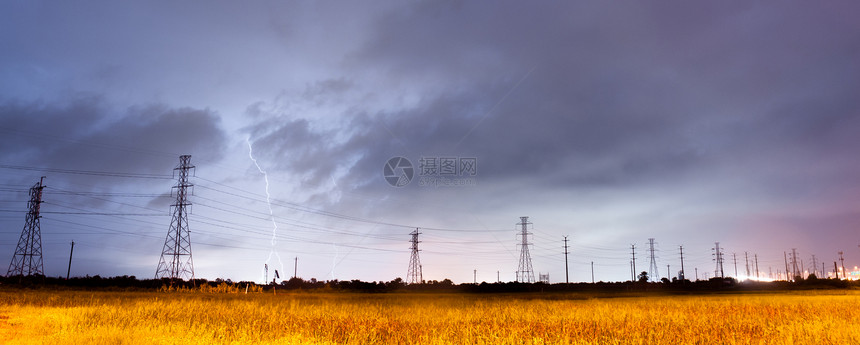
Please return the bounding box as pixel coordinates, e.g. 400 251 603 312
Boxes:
1 288 859 344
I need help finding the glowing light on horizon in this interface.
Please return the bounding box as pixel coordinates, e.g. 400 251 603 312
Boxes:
737 275 776 282
247 136 284 283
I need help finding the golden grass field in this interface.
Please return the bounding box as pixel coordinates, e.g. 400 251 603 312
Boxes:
1 287 859 344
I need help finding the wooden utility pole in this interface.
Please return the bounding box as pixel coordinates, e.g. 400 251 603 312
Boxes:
755 254 760 279
591 261 594 283
630 260 634 281
563 236 570 284
839 251 846 278
733 253 738 278
66 241 75 280
631 244 636 280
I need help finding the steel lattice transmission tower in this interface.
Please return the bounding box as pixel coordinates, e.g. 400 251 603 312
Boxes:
516 216 535 283
155 155 195 281
406 228 423 284
647 238 659 282
7 177 46 277
712 242 725 278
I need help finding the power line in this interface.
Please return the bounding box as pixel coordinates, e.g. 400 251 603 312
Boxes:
195 178 510 233
0 164 171 179
41 211 166 216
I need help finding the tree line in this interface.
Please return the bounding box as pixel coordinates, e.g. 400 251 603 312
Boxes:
0 272 853 293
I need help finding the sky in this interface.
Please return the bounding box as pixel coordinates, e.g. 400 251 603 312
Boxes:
1 1 859 284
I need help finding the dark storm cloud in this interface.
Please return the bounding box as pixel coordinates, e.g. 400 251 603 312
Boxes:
244 1 860 233
0 96 227 190
354 2 860 191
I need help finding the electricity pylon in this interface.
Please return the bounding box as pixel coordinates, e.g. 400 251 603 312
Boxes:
648 238 659 281
407 228 422 284
712 242 725 278
7 177 46 277
155 155 195 281
516 216 535 283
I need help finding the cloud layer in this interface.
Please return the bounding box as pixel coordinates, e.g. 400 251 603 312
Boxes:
1 2 858 282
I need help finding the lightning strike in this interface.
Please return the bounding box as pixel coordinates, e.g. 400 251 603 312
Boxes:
247 136 284 283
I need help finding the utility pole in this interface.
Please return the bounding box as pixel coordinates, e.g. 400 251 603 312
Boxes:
7 177 46 277
839 251 846 279
695 267 698 281
563 236 570 284
732 253 738 278
784 252 790 281
474 269 477 284
66 240 75 280
631 244 637 281
648 238 659 282
407 228 422 284
679 245 685 280
497 270 500 283
754 254 760 279
834 262 839 279
591 261 594 283
516 217 535 283
666 264 670 280
745 252 751 278
293 257 297 279
630 260 634 281
155 155 195 281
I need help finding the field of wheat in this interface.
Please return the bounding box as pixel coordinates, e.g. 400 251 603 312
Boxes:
1 287 859 344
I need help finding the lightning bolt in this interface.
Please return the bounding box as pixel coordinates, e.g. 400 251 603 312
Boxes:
247 136 284 283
